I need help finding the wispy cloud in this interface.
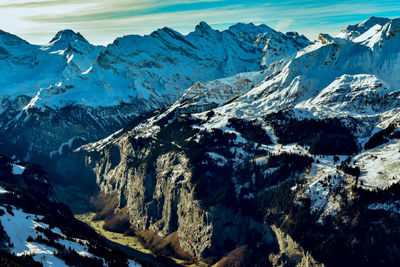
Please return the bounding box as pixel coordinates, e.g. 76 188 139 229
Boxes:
0 0 399 44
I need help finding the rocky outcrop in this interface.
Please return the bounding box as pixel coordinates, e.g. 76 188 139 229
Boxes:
81 117 278 261
87 139 273 258
269 226 324 267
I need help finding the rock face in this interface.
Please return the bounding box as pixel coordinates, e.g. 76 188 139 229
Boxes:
269 226 324 267
77 17 400 266
4 16 400 266
82 127 276 260
0 23 308 186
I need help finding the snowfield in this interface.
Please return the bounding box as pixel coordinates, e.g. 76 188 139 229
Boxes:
355 139 400 189
0 186 9 194
12 164 25 175
0 205 95 267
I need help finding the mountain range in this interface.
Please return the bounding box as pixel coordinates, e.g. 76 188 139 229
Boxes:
1 16 400 266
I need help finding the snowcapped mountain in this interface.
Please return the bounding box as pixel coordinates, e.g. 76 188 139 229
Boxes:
207 17 400 127
0 29 102 98
32 22 308 109
338 16 391 39
2 15 400 266
75 17 400 266
44 29 104 77
0 22 309 173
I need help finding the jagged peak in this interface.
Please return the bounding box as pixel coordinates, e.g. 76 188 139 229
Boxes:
151 26 184 38
359 16 391 28
228 22 272 34
0 29 29 46
382 17 400 39
285 31 310 46
339 17 391 39
49 29 88 45
338 17 400 49
195 21 212 32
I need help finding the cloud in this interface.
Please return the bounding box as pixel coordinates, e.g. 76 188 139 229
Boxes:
275 19 294 32
0 0 399 45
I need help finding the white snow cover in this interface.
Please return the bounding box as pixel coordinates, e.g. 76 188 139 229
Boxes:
206 152 228 167
0 186 9 194
0 22 308 115
128 259 142 267
292 154 350 222
49 136 86 158
0 205 97 266
0 29 102 100
12 164 25 175
355 139 400 189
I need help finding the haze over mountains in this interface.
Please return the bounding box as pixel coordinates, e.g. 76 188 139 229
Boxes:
1 16 400 266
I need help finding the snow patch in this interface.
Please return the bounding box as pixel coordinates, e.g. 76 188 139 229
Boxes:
49 136 86 158
206 152 228 167
355 139 400 189
0 205 96 267
12 164 25 175
368 201 400 215
0 186 9 194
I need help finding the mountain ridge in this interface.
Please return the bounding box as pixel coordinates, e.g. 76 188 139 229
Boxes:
72 16 400 266
2 16 400 266
0 21 309 172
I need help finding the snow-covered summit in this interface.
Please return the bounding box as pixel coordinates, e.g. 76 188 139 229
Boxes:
0 27 103 100
0 22 309 163
194 17 400 140
49 29 88 45
338 16 391 39
0 29 29 46
31 21 307 109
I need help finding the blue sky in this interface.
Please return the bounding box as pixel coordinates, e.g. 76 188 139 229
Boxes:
1 0 400 45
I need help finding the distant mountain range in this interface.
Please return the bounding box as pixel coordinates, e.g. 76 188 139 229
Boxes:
0 22 308 176
1 17 400 266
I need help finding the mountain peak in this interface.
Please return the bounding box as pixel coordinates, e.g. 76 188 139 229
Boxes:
359 16 390 28
339 17 390 39
49 29 88 45
195 21 212 32
228 22 273 35
285 31 310 46
0 29 29 46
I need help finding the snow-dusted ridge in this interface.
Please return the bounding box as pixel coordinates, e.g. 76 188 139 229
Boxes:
0 206 92 267
0 22 308 110
0 22 310 164
0 154 145 266
201 17 400 126
81 16 400 231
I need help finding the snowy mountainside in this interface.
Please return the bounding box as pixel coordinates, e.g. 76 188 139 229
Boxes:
44 29 104 78
205 17 400 131
171 70 268 113
0 22 309 172
337 16 390 39
0 154 148 267
34 22 308 109
77 17 400 266
0 29 102 98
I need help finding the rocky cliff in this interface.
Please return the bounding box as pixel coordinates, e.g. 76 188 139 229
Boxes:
76 17 400 266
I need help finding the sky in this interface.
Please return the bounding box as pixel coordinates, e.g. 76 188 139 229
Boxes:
1 0 400 45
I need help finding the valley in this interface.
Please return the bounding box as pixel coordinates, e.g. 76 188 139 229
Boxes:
1 15 400 266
